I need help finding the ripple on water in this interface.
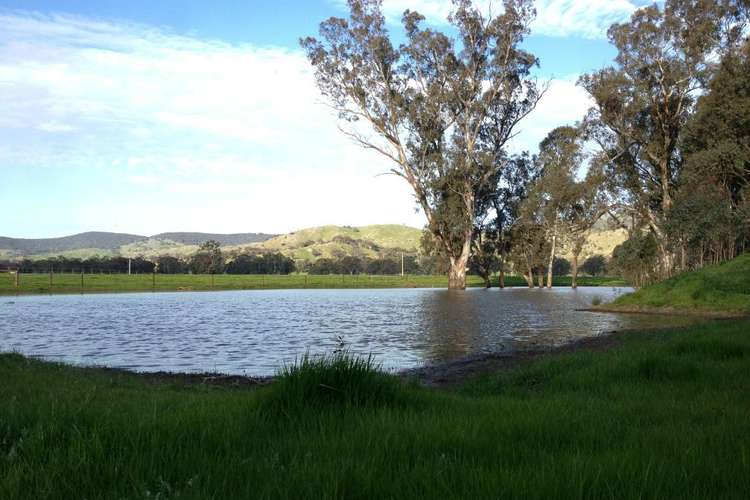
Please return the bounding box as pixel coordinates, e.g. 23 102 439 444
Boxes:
0 287 699 376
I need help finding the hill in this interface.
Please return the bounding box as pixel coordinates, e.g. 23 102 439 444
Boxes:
152 232 273 246
605 253 750 315
0 224 627 264
0 231 275 260
0 232 146 256
246 224 422 262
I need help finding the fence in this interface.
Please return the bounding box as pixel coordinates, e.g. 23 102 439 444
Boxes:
0 271 474 294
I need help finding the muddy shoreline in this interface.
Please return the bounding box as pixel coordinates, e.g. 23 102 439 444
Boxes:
581 305 748 319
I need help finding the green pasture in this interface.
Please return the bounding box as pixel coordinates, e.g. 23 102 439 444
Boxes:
0 272 625 295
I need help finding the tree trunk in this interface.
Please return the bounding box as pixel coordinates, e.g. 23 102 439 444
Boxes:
523 269 534 287
447 241 470 290
482 273 491 289
537 269 544 288
571 252 579 289
499 269 505 288
546 233 557 289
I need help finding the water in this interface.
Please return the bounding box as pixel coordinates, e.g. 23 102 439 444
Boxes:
0 287 696 376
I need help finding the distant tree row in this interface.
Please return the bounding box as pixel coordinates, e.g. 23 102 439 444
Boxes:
8 256 156 274
301 255 422 275
1 241 297 276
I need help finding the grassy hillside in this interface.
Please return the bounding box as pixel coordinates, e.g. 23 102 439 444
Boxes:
559 227 628 262
609 253 750 315
2 319 750 498
1 224 627 264
249 224 422 262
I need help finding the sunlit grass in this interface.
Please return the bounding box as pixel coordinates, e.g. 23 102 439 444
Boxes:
613 253 750 313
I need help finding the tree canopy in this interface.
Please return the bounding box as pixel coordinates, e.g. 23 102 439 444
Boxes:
302 0 541 288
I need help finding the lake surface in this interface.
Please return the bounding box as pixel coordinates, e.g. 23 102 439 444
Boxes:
0 287 696 376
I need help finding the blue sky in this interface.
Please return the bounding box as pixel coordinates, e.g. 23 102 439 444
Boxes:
0 0 647 238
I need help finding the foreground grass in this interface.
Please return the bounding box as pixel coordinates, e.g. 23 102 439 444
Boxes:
612 253 750 315
2 319 750 499
0 273 624 295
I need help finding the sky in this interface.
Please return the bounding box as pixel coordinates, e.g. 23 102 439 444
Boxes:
0 0 651 238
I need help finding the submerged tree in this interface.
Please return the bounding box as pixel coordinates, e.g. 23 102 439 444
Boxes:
302 0 541 289
565 164 607 288
470 153 538 287
531 126 584 288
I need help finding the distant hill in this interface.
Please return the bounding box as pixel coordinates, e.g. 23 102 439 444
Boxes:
0 231 146 255
247 225 422 263
0 224 628 263
0 231 275 260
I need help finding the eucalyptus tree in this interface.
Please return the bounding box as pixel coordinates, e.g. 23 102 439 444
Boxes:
565 165 607 288
470 153 538 287
676 39 750 266
529 126 583 288
578 0 747 278
301 0 541 289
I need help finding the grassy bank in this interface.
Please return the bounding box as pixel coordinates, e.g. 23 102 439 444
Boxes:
0 272 625 295
607 253 750 316
2 319 749 498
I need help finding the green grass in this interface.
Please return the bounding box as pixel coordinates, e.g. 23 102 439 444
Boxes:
612 253 750 314
2 319 749 498
0 273 625 295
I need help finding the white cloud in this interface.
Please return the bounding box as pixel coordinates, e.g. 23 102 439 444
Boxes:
330 0 647 39
533 0 644 39
37 121 76 133
507 75 593 154
0 11 420 234
0 10 593 236
127 174 159 186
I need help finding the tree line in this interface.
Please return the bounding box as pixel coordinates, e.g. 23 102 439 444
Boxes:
304 0 749 289
3 241 297 275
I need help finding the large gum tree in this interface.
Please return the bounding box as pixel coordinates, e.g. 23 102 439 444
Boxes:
301 0 541 289
578 0 747 278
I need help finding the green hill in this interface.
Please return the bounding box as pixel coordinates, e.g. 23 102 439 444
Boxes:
609 253 750 315
246 224 422 263
0 224 628 264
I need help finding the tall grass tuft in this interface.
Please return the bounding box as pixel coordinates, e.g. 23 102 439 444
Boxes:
261 351 406 416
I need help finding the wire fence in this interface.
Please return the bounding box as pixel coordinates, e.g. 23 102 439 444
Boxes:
0 270 489 294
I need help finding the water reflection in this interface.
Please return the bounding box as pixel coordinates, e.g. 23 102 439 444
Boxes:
0 287 697 376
